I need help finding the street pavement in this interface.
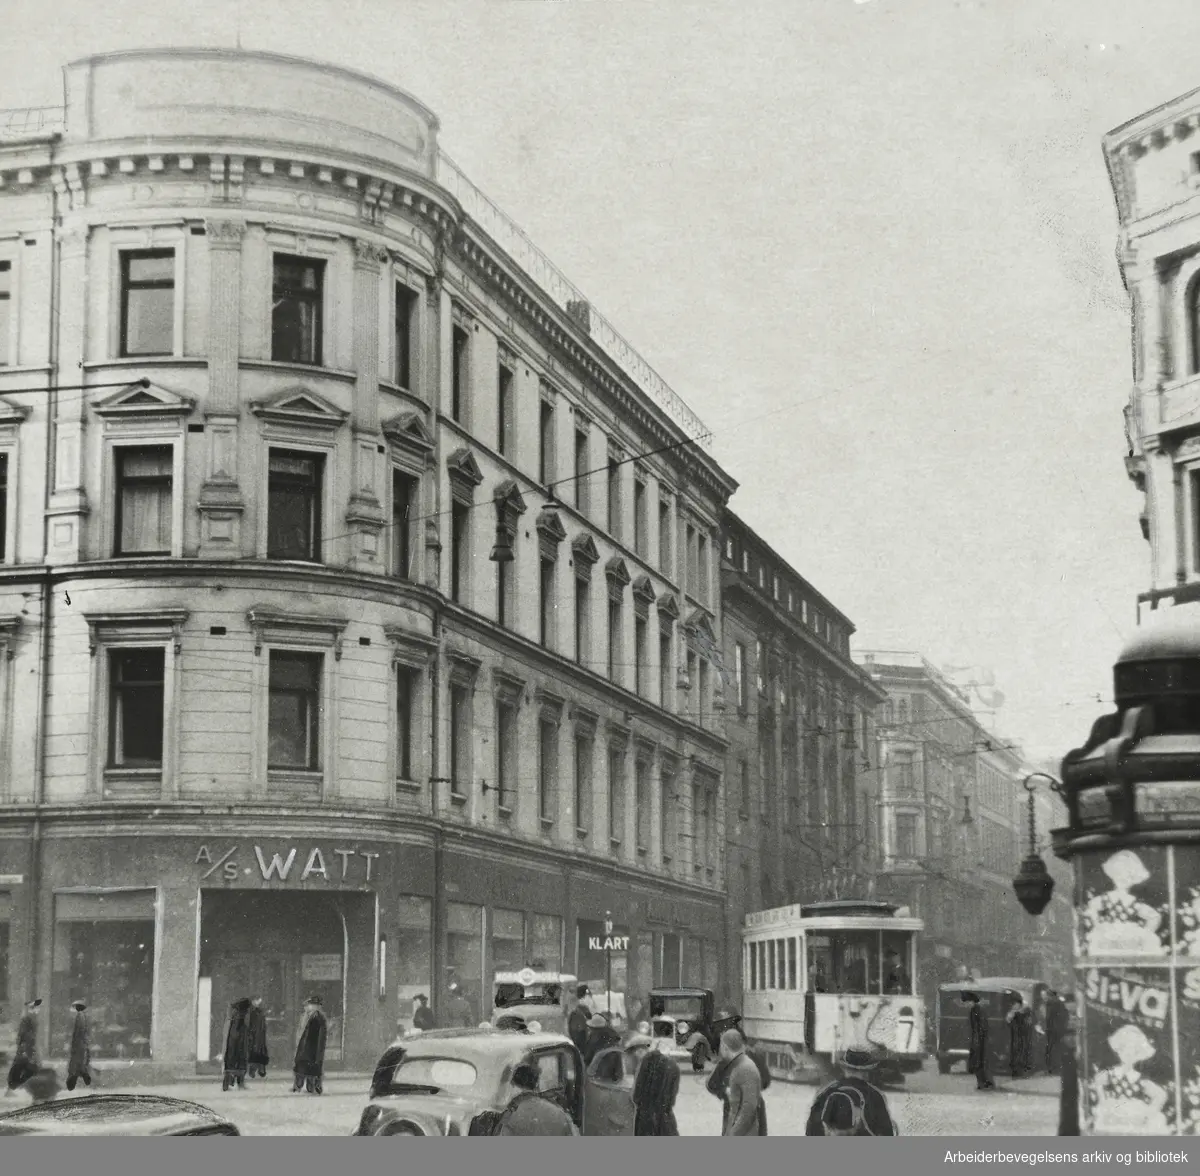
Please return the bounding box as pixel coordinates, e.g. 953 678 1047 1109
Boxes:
1 1063 1061 1136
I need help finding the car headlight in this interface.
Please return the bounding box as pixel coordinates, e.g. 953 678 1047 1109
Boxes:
677 1021 689 1036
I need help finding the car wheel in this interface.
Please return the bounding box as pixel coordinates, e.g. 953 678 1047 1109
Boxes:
380 1123 423 1136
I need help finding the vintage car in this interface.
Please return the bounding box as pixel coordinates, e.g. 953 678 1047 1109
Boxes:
935 977 1049 1076
355 1026 644 1136
648 987 740 1072
490 968 577 1036
0 1094 240 1136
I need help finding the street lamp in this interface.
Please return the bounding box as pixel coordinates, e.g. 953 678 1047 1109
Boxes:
604 911 613 1016
1011 772 1065 917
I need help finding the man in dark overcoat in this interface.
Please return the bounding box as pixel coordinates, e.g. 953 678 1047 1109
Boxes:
66 1001 93 1092
1044 990 1068 1076
222 997 252 1091
412 994 435 1032
247 996 269 1079
6 999 41 1093
962 991 994 1090
292 995 328 1095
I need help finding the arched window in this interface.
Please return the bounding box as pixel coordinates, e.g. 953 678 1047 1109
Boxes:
1189 271 1200 375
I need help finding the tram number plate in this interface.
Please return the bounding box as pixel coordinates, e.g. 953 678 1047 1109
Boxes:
898 1013 915 1051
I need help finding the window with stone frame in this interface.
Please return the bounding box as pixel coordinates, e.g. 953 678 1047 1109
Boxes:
451 320 470 424
574 426 590 517
606 447 622 539
120 249 176 357
447 449 483 608
395 665 416 782
608 741 626 849
108 648 166 769
447 655 479 801
539 391 555 486
607 599 622 683
633 473 648 559
391 468 419 580
538 701 562 828
394 281 419 390
894 812 918 860
497 356 515 458
0 451 7 562
658 495 672 577
0 259 11 366
114 445 174 557
659 621 673 710
268 650 322 771
271 254 324 366
660 759 678 865
495 697 518 816
267 449 324 562
574 725 594 836
635 755 651 853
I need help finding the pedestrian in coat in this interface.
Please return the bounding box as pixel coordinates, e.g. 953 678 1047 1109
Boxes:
1006 993 1034 1078
445 984 474 1028
962 991 995 1090
1044 991 1068 1076
567 986 590 1054
714 1029 764 1136
222 997 252 1091
6 999 41 1093
804 1049 898 1136
65 1001 93 1092
582 1013 620 1067
1057 995 1080 1137
412 994 435 1032
495 1061 578 1135
631 1048 680 1136
246 996 269 1079
292 995 328 1095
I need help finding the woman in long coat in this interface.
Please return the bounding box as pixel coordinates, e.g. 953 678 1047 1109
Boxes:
66 1001 93 1092
6 999 41 1093
292 996 328 1095
631 1049 680 1136
246 997 269 1080
222 998 252 1091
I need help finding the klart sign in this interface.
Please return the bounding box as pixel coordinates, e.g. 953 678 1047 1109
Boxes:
587 934 631 953
195 843 380 884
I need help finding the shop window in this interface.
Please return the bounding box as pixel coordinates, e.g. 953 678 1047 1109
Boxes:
114 445 173 556
451 324 469 423
108 648 165 768
574 428 589 516
446 902 484 1023
449 682 472 798
394 282 418 390
497 361 513 457
395 897 433 1028
573 734 593 834
530 914 562 972
267 651 321 771
267 449 324 562
395 666 416 781
391 469 418 579
51 890 156 1060
491 909 525 973
0 259 10 366
120 250 175 357
661 933 681 987
271 254 324 366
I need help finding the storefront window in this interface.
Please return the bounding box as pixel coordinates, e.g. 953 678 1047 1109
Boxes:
395 896 432 1030
446 902 483 1024
685 936 703 986
636 932 654 1001
529 914 562 971
52 890 156 1059
0 892 10 1030
661 934 681 987
491 909 525 973
703 940 720 993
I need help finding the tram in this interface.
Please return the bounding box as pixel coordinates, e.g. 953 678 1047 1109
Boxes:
741 899 927 1084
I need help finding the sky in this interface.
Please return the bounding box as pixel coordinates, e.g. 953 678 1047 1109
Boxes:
3 0 1194 762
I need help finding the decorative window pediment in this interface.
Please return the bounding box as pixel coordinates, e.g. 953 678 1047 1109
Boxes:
537 509 567 561
84 608 189 657
382 411 434 459
447 647 483 684
493 667 526 703
91 380 195 421
657 593 681 622
0 397 30 427
447 448 484 499
0 616 19 661
571 533 600 568
569 702 599 732
605 556 631 589
632 575 657 606
537 686 565 722
383 625 438 670
246 606 348 660
249 387 349 431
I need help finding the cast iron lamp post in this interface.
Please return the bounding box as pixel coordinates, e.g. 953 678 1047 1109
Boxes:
1012 772 1065 917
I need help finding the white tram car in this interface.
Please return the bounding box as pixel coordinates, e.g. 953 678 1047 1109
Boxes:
741 899 927 1084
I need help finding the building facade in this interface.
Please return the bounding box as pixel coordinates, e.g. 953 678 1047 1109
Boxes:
720 514 886 997
1104 86 1200 621
854 653 1071 1003
0 49 737 1073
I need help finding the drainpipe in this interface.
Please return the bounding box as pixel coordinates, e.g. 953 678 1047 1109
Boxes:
430 604 443 1026
27 574 51 1008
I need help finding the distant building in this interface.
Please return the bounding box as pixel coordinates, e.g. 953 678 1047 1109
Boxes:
720 514 885 996
854 653 1071 993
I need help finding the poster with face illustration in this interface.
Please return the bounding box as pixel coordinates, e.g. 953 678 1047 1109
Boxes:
1173 964 1200 1134
1081 965 1176 1135
1076 847 1170 960
1173 846 1200 961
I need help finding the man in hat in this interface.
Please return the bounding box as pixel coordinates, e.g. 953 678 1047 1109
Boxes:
65 1001 93 1092
582 1012 620 1067
246 996 269 1080
1044 990 1068 1076
804 1048 898 1136
962 990 995 1090
494 1061 578 1136
413 994 435 1032
567 985 591 1054
6 999 41 1094
292 995 328 1095
221 997 252 1091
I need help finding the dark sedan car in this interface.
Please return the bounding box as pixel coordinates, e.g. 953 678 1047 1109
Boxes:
0 1094 241 1136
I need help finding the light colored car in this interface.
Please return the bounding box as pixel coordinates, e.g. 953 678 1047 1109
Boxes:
355 1026 641 1137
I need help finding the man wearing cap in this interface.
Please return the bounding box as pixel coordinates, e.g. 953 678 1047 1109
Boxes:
6 999 41 1093
494 1061 578 1136
962 990 995 1090
805 1048 898 1136
66 1001 93 1092
413 993 435 1032
583 1012 620 1067
292 995 328 1095
567 985 591 1054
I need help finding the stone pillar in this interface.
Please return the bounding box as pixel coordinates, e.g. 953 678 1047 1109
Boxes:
197 219 247 558
46 226 90 563
344 239 388 572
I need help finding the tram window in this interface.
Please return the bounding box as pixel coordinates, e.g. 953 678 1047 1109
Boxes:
767 941 776 989
788 939 798 990
807 936 832 994
758 942 767 989
827 932 880 996
881 933 913 995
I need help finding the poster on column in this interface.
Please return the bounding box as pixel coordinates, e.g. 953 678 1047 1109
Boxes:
1173 844 1200 960
1080 965 1175 1135
1075 846 1170 960
1174 964 1200 1134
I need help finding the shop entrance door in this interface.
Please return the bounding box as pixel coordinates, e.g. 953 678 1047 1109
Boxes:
208 952 297 1067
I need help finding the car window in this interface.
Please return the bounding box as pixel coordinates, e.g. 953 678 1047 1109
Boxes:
534 1051 563 1092
391 1057 479 1090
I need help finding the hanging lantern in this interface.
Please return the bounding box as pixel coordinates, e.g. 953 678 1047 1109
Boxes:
489 526 514 563
1012 779 1055 916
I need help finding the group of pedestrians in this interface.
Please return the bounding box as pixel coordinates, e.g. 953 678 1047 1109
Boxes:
960 988 1071 1091
219 992 329 1095
4 998 92 1104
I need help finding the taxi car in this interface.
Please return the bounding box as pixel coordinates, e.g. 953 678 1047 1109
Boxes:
0 1094 240 1136
355 1025 640 1137
648 987 740 1072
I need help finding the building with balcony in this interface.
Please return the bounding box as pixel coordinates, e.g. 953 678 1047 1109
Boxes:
719 514 885 997
0 48 737 1074
1103 87 1200 620
853 652 1071 1003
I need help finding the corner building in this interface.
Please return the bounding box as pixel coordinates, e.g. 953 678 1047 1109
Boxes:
0 49 737 1074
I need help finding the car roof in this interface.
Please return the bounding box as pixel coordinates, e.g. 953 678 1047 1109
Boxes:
650 987 710 997
380 1028 573 1062
0 1094 231 1132
939 978 1044 994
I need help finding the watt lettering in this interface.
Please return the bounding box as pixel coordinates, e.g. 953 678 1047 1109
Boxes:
195 844 380 883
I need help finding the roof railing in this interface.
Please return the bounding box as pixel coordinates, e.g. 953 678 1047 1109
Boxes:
0 106 65 138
